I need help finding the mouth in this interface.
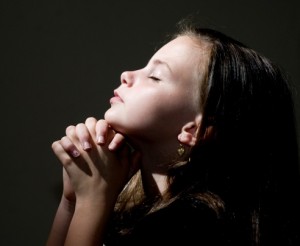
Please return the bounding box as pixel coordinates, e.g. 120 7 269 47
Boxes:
109 90 123 104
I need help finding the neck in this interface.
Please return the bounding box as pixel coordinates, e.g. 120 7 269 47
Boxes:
128 137 182 198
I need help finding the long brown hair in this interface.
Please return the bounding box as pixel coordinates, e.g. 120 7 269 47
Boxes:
112 20 300 245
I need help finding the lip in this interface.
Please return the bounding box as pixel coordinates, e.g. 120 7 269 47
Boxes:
109 90 123 104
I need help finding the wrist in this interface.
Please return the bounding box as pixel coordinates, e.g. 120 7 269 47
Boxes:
75 195 116 212
60 196 76 214
64 198 115 246
75 188 119 211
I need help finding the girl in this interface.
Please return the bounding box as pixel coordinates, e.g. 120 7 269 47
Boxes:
47 21 300 245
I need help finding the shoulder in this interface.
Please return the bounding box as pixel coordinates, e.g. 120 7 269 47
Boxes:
153 196 219 223
125 196 225 245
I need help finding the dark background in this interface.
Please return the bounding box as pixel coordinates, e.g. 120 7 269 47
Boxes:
1 0 299 245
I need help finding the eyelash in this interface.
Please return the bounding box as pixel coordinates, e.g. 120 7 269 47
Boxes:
149 76 160 82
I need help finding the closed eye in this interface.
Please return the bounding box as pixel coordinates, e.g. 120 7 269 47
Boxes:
149 76 160 82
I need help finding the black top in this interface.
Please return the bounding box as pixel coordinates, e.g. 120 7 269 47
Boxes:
104 197 228 245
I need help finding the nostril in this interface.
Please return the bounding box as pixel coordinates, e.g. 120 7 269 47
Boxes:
120 71 128 84
120 71 133 86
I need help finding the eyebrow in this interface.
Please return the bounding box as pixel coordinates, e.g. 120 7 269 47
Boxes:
151 59 173 74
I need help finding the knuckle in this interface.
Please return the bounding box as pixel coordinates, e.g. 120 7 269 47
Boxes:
76 124 90 140
66 125 75 135
98 119 108 127
60 155 73 166
85 117 97 134
97 121 108 133
76 122 85 129
60 137 72 150
85 117 97 124
51 141 59 150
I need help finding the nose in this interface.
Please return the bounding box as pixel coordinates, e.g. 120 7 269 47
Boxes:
120 71 134 86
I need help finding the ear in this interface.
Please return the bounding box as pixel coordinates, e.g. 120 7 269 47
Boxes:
178 114 202 147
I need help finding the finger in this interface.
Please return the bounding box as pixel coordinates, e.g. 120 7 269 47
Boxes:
75 123 92 151
60 136 81 158
85 117 97 140
62 168 76 202
65 125 77 142
95 119 109 145
53 139 93 177
52 140 78 168
108 132 126 151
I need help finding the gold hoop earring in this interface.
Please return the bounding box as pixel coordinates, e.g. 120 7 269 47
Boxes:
177 144 185 156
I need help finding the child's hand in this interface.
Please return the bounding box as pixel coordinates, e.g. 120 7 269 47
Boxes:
52 117 139 207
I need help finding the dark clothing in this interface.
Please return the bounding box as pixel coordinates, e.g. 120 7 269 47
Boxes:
104 197 226 245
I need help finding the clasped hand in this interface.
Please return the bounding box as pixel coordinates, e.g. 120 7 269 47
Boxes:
52 117 140 208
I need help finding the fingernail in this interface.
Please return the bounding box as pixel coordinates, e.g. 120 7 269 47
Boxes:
71 149 80 158
108 142 116 150
83 141 92 150
97 136 105 144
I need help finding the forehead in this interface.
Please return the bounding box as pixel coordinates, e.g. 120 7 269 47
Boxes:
151 35 210 83
153 35 209 72
153 35 202 62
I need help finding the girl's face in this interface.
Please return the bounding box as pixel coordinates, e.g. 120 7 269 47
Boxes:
104 35 209 142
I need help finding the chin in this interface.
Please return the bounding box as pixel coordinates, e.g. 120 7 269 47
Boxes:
104 110 114 125
104 110 122 131
104 107 115 120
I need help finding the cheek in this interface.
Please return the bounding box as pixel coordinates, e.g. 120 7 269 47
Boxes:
104 87 197 138
103 94 168 135
137 92 192 128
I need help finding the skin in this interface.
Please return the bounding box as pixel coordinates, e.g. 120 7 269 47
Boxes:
47 35 210 246
105 35 205 142
105 36 208 184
